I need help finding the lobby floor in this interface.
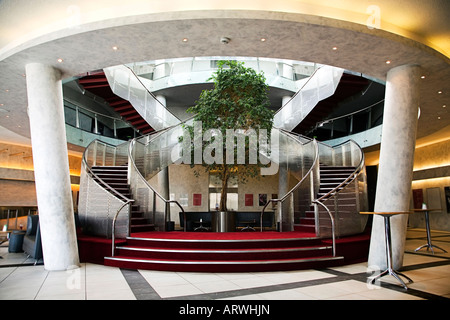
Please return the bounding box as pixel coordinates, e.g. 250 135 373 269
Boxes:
0 228 449 301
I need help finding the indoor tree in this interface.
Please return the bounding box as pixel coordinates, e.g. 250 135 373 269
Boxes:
183 60 274 212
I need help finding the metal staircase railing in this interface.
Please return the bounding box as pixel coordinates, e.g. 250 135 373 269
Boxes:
128 129 187 233
78 140 133 241
313 140 368 238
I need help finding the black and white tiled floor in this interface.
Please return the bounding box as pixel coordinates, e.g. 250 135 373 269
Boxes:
0 228 449 301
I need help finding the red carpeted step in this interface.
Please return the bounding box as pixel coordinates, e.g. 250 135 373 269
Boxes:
81 230 369 273
114 244 333 261
104 255 344 272
125 231 321 250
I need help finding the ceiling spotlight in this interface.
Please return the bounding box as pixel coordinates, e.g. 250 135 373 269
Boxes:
112 46 118 50
260 38 266 42
438 91 442 94
385 60 391 64
182 38 188 42
57 58 63 63
220 37 231 44
421 75 426 79
332 46 338 51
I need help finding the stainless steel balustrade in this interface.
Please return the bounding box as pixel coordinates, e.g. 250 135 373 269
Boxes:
273 66 344 131
313 140 368 238
79 58 364 263
259 130 368 257
104 65 182 131
128 125 187 232
260 129 320 232
127 57 318 93
78 129 366 261
78 140 132 241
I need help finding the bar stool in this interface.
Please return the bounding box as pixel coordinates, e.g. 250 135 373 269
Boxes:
411 209 447 254
361 211 414 290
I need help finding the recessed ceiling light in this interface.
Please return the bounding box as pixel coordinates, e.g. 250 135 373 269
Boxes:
438 91 442 94
332 46 338 51
443 105 447 108
182 38 188 42
438 116 441 120
385 60 391 64
421 75 426 79
57 58 63 63
260 38 266 42
112 46 118 51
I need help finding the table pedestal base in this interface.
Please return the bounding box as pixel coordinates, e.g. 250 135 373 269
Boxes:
367 213 414 290
369 267 413 290
414 211 448 254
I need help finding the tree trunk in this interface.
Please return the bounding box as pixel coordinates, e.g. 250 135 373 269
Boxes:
219 167 229 212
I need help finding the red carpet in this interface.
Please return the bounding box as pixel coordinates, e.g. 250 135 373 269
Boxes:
76 230 370 272
129 230 317 240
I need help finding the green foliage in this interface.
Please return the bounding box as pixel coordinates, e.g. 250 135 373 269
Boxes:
183 60 274 211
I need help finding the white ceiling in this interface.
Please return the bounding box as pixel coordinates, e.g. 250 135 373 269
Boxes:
0 1 448 147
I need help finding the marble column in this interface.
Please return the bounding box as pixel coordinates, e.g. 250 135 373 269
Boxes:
368 64 421 270
26 63 80 271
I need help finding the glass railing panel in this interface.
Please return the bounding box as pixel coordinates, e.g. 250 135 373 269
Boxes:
273 66 344 131
104 65 181 131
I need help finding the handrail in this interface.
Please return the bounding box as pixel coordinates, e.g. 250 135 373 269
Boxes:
111 200 134 256
64 97 125 122
82 139 133 204
319 99 384 125
260 131 319 232
313 201 336 257
315 140 365 203
311 139 365 252
123 65 183 123
273 65 343 132
81 139 135 255
308 99 385 137
128 135 187 232
273 66 323 117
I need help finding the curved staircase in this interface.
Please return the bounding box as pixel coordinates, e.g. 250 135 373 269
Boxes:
100 161 368 272
91 165 155 233
294 165 356 233
77 63 370 273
